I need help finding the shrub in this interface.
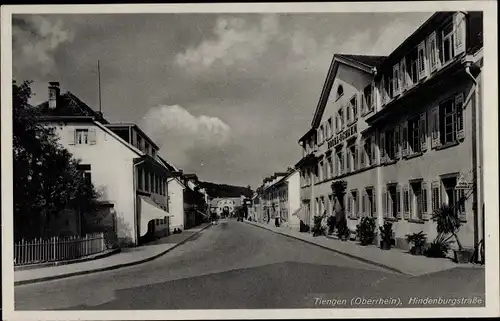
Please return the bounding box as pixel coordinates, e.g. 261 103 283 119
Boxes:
336 218 349 240
379 222 393 250
312 214 326 237
406 231 427 248
432 203 463 250
326 215 336 235
424 234 454 258
356 217 377 245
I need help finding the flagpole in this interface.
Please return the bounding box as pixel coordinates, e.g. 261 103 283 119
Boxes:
98 60 102 113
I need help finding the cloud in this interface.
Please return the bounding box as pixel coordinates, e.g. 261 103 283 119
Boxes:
13 15 75 76
175 15 279 69
140 104 232 166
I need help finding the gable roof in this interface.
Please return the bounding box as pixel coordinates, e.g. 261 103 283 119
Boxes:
308 53 386 133
37 92 109 124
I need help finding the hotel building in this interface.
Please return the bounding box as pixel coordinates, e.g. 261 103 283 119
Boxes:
295 12 483 252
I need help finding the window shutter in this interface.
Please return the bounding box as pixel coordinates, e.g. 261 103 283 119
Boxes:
427 31 439 72
430 106 441 148
355 190 360 218
400 58 407 91
422 181 430 220
380 132 386 163
456 189 467 221
403 185 410 219
453 12 466 56
380 78 386 105
394 125 401 159
89 128 97 145
370 82 376 111
360 139 365 168
420 112 427 152
401 121 408 157
372 188 377 216
362 190 366 216
392 64 400 96
347 194 352 217
361 94 366 115
69 128 76 145
431 180 440 220
354 144 359 171
418 40 427 80
383 190 387 218
396 185 402 218
455 93 465 140
371 135 377 164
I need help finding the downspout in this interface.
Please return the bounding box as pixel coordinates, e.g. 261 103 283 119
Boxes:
133 159 145 246
465 61 482 263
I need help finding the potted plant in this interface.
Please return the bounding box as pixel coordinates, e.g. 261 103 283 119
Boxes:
312 213 326 237
326 215 336 235
336 218 349 241
424 233 455 258
406 231 427 255
432 203 472 263
379 222 393 250
356 217 377 246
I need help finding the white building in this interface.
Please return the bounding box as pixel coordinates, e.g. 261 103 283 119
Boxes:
38 83 182 246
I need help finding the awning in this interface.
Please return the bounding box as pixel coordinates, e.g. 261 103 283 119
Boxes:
139 195 172 237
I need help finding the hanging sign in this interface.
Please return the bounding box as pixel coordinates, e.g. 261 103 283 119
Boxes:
455 172 474 190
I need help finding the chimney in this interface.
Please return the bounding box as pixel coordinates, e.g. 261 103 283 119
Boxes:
48 82 60 109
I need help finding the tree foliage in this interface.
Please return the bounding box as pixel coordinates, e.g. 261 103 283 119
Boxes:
13 80 101 241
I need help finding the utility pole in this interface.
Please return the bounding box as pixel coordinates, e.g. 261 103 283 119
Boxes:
98 60 102 113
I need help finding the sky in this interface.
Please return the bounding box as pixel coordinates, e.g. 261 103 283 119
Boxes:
12 12 432 188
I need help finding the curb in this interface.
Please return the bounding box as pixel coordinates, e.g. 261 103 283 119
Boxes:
15 224 212 286
14 248 122 271
244 221 408 275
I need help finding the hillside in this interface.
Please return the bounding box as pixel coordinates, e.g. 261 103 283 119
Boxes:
198 181 253 198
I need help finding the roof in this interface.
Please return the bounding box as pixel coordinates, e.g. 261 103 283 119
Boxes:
336 54 387 68
37 92 109 124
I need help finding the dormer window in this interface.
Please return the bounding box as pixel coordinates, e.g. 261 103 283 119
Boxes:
336 85 344 100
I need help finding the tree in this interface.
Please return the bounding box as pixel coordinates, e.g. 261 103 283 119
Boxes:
13 80 101 241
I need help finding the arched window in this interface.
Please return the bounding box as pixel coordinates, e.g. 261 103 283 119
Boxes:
337 85 344 100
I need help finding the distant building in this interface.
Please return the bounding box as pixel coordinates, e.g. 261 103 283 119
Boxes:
210 197 243 218
295 12 483 252
37 83 180 246
181 174 209 228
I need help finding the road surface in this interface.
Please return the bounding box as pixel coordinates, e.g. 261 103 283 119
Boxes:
15 220 484 310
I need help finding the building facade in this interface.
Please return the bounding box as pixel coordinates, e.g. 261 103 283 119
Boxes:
296 12 483 252
258 169 301 228
38 83 179 246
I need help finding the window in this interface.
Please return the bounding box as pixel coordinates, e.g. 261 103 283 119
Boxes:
351 190 358 217
337 108 344 132
145 170 150 192
408 49 419 85
328 118 333 138
431 181 440 213
363 85 373 113
408 116 421 154
350 95 358 121
387 185 399 218
384 74 393 100
418 42 426 76
428 32 439 71
137 135 143 151
336 85 344 100
385 128 395 161
393 64 400 96
442 177 466 219
328 155 334 178
365 137 372 166
319 161 324 181
442 23 454 64
348 143 357 172
403 187 410 214
77 164 92 187
366 188 375 217
440 98 456 144
138 167 143 190
336 147 343 175
145 142 150 155
411 181 424 220
76 129 89 144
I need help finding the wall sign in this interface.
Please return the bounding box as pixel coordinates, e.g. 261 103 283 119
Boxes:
327 124 357 149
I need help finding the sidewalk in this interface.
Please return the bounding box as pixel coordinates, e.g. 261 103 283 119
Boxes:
15 223 211 286
245 220 482 276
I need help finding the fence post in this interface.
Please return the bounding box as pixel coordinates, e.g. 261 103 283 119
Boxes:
52 236 56 261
